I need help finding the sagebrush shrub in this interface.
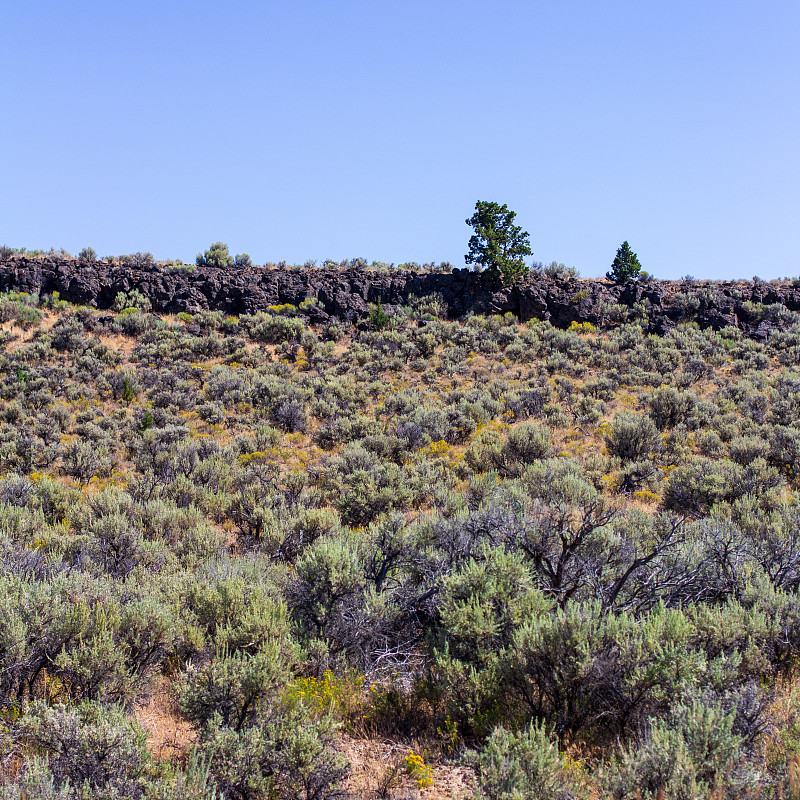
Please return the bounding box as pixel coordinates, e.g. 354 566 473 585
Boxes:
605 412 660 462
472 721 583 800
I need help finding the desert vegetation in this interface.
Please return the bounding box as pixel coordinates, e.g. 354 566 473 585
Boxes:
2 280 800 798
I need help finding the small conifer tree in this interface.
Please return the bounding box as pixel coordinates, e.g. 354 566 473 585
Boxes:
607 241 643 282
120 377 136 404
369 302 390 330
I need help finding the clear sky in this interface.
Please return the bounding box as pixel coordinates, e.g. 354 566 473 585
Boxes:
2 0 798 279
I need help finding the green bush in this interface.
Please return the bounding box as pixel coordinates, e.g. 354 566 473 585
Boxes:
663 457 780 517
180 644 293 732
112 289 152 313
507 601 701 739
604 412 660 462
180 639 348 800
728 434 770 465
195 702 348 800
196 242 233 269
472 721 583 800
433 546 548 735
465 425 551 477
12 700 167 800
501 423 552 472
608 701 745 799
647 386 698 430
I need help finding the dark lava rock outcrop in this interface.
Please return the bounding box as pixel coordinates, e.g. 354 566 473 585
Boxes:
1 255 799 341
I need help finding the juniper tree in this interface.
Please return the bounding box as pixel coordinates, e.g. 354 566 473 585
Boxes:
466 201 532 284
607 240 643 282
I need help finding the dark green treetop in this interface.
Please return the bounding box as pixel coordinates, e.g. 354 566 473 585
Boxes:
607 241 643 282
465 201 532 284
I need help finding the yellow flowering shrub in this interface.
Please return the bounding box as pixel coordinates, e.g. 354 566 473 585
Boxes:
403 750 434 788
285 670 364 720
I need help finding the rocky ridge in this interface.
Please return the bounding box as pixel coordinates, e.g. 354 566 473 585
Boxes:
1 255 798 340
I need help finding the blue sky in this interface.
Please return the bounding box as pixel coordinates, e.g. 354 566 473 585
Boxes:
2 0 798 279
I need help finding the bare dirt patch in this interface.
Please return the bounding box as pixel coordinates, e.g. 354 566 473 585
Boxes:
340 736 474 800
134 678 196 764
